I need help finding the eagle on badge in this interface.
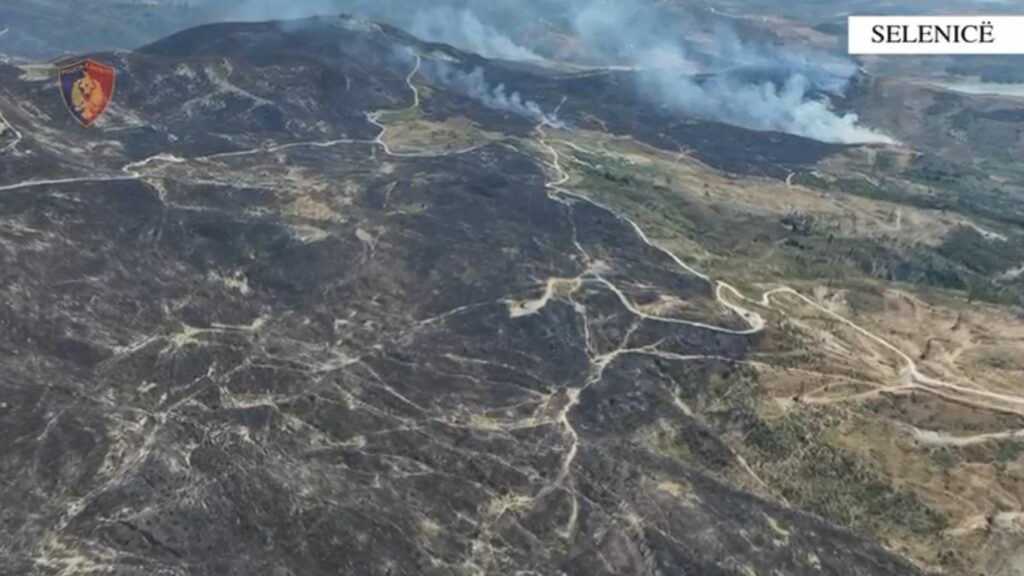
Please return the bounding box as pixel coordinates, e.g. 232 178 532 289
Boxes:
59 59 115 127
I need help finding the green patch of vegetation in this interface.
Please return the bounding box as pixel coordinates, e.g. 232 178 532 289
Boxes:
905 154 978 187
598 170 635 185
743 176 1019 305
872 152 897 174
560 142 1022 308
903 156 1024 229
843 282 887 314
643 418 735 473
642 423 692 462
377 105 423 124
791 171 830 190
937 227 1024 277
996 441 1023 464
574 161 702 258
655 329 947 554
929 447 959 470
977 351 1024 371
800 157 1024 236
744 411 947 539
689 369 946 539
798 172 943 211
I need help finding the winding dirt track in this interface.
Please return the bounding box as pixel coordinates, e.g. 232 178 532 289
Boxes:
6 53 1024 548
3 54 1024 438
0 109 22 154
0 55 479 193
535 118 1024 410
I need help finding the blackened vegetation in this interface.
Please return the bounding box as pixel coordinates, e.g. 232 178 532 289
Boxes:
422 61 845 178
563 69 842 178
0 16 921 576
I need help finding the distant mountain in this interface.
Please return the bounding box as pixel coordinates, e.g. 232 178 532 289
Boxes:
0 0 207 60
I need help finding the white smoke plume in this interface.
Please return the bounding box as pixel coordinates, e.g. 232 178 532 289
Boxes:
408 7 541 61
421 61 560 125
208 0 893 144
644 72 892 145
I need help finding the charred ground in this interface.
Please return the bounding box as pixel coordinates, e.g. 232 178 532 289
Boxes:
1 12 1016 576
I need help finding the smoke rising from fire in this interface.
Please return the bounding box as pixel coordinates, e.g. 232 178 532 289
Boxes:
214 0 892 144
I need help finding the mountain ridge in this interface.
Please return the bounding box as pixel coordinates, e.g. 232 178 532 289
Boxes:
0 14 931 575
5 10 1024 575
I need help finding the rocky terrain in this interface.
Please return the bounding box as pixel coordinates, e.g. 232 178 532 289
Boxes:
1 8 1023 576
0 14 923 576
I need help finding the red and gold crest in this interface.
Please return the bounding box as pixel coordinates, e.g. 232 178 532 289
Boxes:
59 59 116 127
